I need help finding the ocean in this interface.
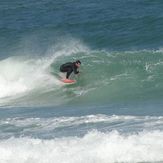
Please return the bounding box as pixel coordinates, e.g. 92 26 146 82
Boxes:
0 0 163 162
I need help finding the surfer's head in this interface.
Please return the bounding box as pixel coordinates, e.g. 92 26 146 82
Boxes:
75 60 81 68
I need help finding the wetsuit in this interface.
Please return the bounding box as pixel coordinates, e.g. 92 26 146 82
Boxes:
60 62 79 79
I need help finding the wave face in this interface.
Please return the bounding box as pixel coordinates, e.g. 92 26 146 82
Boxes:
0 41 163 106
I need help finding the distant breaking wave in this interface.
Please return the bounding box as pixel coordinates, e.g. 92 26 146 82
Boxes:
0 130 163 163
0 114 163 138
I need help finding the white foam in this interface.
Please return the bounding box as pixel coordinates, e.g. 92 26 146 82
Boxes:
1 115 163 134
0 57 59 99
0 115 137 128
0 130 163 163
0 38 89 103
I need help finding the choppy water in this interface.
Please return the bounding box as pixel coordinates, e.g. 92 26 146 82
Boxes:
0 0 163 162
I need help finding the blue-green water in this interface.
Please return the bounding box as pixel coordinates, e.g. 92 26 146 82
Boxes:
0 0 163 162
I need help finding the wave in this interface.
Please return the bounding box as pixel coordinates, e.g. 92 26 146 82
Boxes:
0 39 163 106
0 39 89 106
0 130 163 163
1 114 163 139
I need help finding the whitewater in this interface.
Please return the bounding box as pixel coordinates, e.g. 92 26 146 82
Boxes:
1 131 163 163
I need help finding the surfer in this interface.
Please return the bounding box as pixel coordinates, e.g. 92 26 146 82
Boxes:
60 60 81 79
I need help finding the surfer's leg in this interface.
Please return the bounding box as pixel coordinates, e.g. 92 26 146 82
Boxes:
66 68 73 79
60 66 72 79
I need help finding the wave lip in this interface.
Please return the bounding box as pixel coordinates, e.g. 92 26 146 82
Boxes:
0 130 163 163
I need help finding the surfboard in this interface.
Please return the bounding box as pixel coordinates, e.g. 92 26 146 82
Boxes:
61 79 76 84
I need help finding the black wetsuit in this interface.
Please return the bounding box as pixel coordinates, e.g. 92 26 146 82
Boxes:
60 62 79 79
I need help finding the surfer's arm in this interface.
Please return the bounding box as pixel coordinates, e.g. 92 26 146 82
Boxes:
72 64 79 74
73 67 79 74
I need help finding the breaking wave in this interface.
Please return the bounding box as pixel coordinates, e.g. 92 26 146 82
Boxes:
0 39 163 106
0 130 163 163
